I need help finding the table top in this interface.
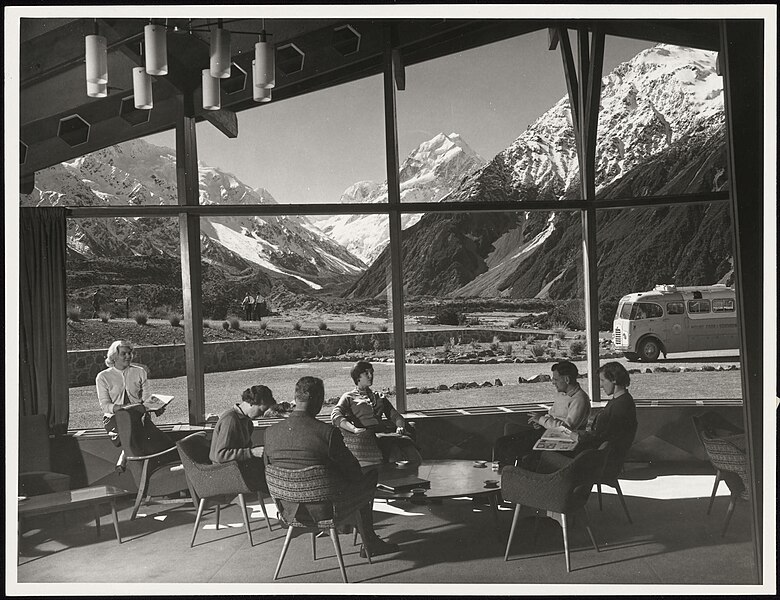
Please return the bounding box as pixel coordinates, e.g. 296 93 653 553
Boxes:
18 485 129 515
375 459 500 500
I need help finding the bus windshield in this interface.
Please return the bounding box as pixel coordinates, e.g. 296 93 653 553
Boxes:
618 302 663 320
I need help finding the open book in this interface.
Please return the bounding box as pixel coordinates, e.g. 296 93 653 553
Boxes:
143 394 175 412
532 425 578 452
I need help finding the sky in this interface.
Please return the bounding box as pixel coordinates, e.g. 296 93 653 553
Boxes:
147 30 654 205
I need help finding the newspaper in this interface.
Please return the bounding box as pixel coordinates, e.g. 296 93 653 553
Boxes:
532 425 578 452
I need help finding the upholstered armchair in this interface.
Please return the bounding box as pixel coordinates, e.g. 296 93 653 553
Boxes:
176 433 273 547
19 414 71 496
265 464 374 583
501 442 610 572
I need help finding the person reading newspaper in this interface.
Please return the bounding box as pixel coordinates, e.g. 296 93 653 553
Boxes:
493 361 590 468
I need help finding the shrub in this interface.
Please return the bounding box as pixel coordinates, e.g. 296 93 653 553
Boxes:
203 319 210 329
132 311 149 325
260 320 268 332
349 321 357 331
318 321 328 331
98 311 111 323
503 342 513 356
168 313 182 327
435 307 465 326
529 343 546 358
229 316 241 330
379 322 388 332
490 335 502 352
222 321 230 330
67 305 82 322
551 320 569 339
292 321 302 331
569 340 585 355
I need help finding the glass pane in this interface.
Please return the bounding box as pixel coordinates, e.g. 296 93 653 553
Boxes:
65 216 183 430
599 204 742 401
20 132 177 208
397 208 586 411
598 38 727 199
182 75 385 205
200 213 393 421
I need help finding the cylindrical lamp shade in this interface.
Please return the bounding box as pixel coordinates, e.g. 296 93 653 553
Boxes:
85 34 108 84
252 62 272 102
202 69 221 110
210 28 231 79
133 67 153 109
254 39 275 88
144 23 168 76
87 80 108 98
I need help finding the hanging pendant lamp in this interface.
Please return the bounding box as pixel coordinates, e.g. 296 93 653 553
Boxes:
210 23 231 79
87 80 108 98
202 69 221 110
252 60 272 102
133 66 153 109
254 29 275 89
144 22 168 75
85 32 108 85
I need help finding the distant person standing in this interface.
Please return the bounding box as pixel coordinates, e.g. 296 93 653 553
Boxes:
241 292 254 321
254 291 266 318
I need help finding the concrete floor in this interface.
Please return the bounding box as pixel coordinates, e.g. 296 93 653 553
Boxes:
12 462 760 594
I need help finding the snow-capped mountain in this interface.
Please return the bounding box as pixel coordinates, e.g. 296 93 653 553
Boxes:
313 132 486 264
348 44 730 301
23 139 366 291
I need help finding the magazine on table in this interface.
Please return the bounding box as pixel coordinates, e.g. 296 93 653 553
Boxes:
532 425 578 452
377 476 431 493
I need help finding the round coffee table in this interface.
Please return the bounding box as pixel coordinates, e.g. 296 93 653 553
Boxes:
374 459 502 525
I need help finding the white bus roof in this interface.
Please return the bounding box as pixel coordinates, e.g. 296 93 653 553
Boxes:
619 284 735 302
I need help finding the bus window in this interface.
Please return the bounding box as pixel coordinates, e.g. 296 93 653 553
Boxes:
619 303 633 319
687 299 711 313
666 301 685 315
712 298 735 312
630 302 663 320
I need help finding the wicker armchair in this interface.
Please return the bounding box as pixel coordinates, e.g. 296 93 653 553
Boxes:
501 442 610 572
692 413 749 536
595 418 638 523
176 433 273 547
265 464 374 583
115 408 193 520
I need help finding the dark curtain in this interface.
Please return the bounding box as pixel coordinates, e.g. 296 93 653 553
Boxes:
19 207 69 434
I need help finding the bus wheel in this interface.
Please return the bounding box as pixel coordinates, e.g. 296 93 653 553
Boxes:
639 338 661 362
624 352 640 362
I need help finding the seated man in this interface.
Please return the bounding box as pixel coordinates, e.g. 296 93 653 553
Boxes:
264 376 399 557
331 360 421 464
209 385 272 491
494 360 590 468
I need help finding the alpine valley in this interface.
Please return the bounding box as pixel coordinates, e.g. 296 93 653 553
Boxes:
21 44 732 320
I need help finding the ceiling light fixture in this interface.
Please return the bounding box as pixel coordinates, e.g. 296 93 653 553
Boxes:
254 20 275 89
252 60 272 102
144 20 168 76
210 19 231 79
202 68 221 110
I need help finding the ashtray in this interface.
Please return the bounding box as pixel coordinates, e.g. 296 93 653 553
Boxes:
473 460 487 468
484 480 499 488
410 488 427 495
395 460 410 468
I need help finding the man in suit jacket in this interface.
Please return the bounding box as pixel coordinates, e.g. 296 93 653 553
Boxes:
264 376 399 557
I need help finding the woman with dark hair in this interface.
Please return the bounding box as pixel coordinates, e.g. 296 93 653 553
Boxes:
241 384 291 418
331 361 422 464
572 361 637 455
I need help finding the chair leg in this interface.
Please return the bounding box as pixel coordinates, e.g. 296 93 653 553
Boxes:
707 470 722 515
191 498 206 548
721 493 738 537
613 480 633 524
596 483 603 511
581 507 599 552
353 527 359 546
311 531 317 560
354 511 372 564
131 460 151 520
257 491 273 532
560 512 571 573
237 494 253 547
274 526 295 580
329 527 349 584
215 503 221 530
504 504 521 561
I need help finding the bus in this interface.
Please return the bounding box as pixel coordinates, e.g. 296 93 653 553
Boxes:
612 284 739 361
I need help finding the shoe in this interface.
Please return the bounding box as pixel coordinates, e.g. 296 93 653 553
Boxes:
360 537 400 558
